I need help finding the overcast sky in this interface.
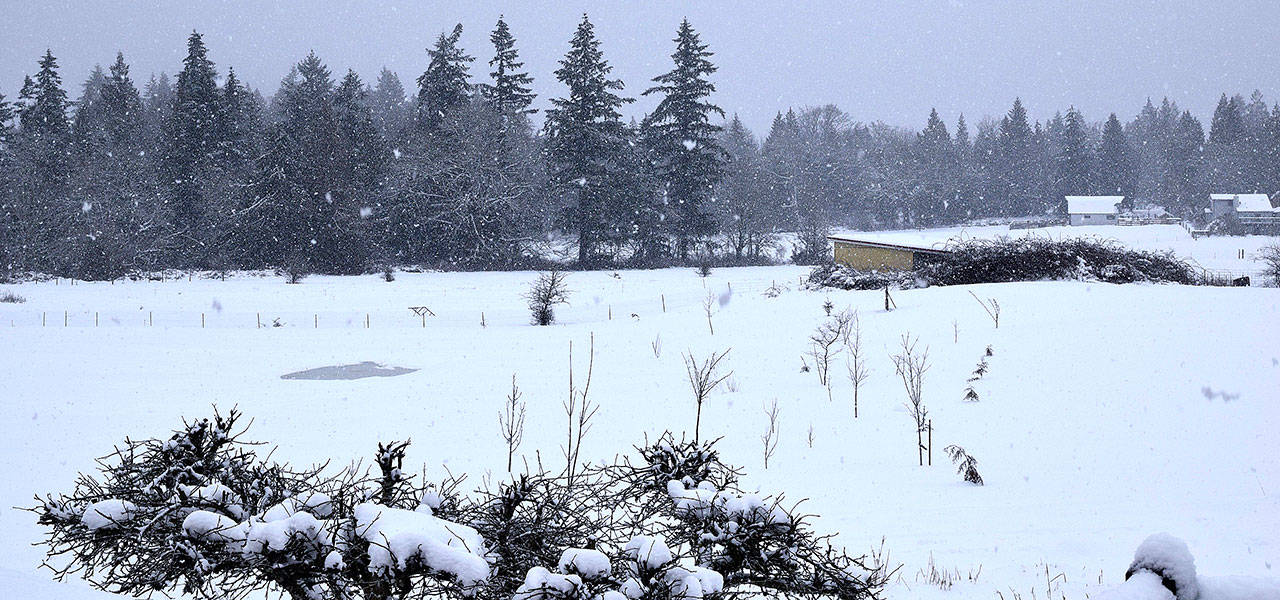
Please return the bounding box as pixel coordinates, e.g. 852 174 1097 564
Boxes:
3 1 1279 136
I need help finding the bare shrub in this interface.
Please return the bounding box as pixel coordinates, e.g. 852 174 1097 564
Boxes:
944 444 984 485
0 290 26 303
684 349 733 443
892 334 931 466
526 270 571 326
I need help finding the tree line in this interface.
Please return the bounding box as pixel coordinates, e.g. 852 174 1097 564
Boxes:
2 15 1279 279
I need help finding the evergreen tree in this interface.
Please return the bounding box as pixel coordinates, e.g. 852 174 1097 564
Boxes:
1053 106 1095 211
484 16 537 117
913 108 954 225
1097 113 1134 206
24 51 72 135
416 24 473 133
641 19 725 259
163 31 224 259
368 68 410 141
544 14 635 264
0 91 14 144
994 98 1036 216
951 114 978 221
10 51 73 274
1164 111 1205 216
1209 94 1245 144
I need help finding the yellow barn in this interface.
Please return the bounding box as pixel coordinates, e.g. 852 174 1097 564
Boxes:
827 235 950 271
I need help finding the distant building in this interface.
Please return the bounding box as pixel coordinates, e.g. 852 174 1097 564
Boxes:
1209 193 1280 224
1066 196 1123 226
827 236 950 271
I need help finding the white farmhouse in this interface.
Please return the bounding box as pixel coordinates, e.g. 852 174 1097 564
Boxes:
1208 193 1280 223
1066 196 1122 226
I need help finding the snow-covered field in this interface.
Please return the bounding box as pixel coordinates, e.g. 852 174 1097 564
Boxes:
2 232 1278 599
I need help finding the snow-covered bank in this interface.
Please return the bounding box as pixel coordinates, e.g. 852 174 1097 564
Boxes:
1 265 1277 600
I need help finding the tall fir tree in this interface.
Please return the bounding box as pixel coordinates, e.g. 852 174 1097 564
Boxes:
368 68 410 141
544 14 636 264
484 16 537 117
1053 106 1095 211
416 24 474 133
1097 113 1134 206
995 98 1036 216
163 31 224 260
913 108 954 225
641 19 725 258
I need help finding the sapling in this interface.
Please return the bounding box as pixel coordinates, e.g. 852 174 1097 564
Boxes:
702 291 716 334
761 399 780 469
843 310 870 418
526 270 571 326
822 298 834 316
944 445 984 485
808 310 853 397
892 334 931 466
683 349 733 443
499 374 526 472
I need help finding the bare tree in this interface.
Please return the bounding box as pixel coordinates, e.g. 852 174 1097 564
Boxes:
944 445 984 485
809 310 853 399
526 270 571 326
843 310 870 418
499 374 526 472
562 334 598 483
891 334 931 466
762 399 780 469
683 349 733 443
968 291 1000 328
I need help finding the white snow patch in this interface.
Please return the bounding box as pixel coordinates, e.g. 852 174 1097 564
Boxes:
353 503 488 587
81 499 136 530
557 548 610 580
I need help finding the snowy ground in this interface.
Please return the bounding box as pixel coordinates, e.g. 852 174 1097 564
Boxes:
1 240 1278 599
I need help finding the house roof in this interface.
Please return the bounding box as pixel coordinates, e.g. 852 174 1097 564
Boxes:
1066 196 1123 215
826 236 951 255
1210 193 1278 213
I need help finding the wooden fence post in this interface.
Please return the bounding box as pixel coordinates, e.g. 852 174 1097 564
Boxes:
927 420 933 466
661 294 666 312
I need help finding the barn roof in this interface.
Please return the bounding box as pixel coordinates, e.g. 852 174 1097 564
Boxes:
1210 193 1278 213
826 236 951 255
1066 196 1123 215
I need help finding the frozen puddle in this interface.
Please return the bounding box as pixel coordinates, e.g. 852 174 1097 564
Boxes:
281 362 418 380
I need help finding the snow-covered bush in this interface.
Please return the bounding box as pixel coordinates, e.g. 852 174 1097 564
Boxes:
808 237 1199 290
33 413 890 600
1259 245 1280 286
1125 533 1198 600
805 264 921 291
